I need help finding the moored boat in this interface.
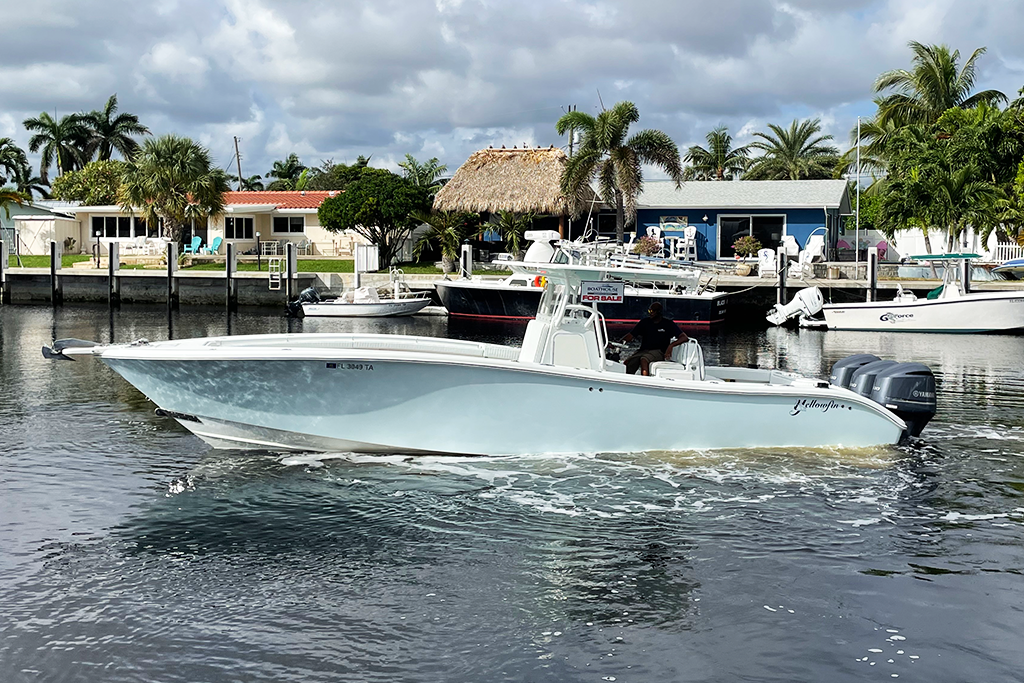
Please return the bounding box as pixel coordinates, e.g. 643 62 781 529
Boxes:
769 254 1024 333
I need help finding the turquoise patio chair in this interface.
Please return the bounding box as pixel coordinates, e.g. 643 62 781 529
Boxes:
201 236 223 255
183 236 202 254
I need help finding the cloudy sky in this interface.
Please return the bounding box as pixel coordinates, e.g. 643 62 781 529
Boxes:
2 0 1023 182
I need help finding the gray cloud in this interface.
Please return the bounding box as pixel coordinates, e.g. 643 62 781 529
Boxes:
0 0 1021 180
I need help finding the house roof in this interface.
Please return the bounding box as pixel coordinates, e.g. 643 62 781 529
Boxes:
61 191 337 215
433 146 593 216
636 179 852 213
223 191 334 209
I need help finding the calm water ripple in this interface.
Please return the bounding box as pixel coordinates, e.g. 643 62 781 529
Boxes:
1 304 1023 682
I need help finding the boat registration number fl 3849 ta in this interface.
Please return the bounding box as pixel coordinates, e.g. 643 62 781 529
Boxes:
44 263 937 455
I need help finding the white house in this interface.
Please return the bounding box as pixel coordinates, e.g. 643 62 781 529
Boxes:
13 191 367 257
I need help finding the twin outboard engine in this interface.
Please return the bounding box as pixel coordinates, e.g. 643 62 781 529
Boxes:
285 287 321 318
830 354 937 438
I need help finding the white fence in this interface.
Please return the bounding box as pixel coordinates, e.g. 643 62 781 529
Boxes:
991 243 1024 263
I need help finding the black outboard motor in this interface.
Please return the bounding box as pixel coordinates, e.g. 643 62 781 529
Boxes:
848 360 898 398
869 363 937 438
286 287 320 318
829 354 880 389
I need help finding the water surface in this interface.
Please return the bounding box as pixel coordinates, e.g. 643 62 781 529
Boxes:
2 305 1023 682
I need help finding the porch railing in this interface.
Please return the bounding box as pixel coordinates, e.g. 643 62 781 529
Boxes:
991 243 1024 263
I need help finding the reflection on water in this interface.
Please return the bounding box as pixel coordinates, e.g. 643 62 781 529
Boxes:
2 305 1024 682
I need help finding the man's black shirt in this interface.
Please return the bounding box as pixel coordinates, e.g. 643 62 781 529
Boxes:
629 316 681 353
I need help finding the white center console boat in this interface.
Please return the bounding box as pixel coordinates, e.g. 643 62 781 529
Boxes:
44 263 936 455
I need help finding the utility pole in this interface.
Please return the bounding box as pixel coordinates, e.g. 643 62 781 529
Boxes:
566 104 576 156
234 136 244 191
855 116 861 269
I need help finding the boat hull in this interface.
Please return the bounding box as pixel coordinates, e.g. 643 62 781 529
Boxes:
100 348 904 454
822 292 1024 332
302 298 431 317
435 281 728 325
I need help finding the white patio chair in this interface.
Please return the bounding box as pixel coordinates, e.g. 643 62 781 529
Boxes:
757 248 776 277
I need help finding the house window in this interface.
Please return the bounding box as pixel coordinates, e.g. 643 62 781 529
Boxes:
225 217 254 240
273 216 304 233
92 216 148 239
718 215 786 258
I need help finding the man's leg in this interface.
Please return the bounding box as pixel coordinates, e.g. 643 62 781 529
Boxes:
625 353 641 375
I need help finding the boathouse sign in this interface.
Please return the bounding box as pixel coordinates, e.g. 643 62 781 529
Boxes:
581 281 625 303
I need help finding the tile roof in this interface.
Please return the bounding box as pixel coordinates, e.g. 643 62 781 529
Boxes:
224 191 336 209
636 179 851 212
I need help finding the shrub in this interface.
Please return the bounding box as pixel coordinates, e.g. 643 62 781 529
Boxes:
732 235 762 258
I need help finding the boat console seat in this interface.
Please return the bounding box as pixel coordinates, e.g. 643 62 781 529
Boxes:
650 339 705 382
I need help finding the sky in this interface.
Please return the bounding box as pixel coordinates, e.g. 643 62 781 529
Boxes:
2 0 1023 182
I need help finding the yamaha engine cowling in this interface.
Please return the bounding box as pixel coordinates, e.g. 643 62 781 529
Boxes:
848 360 899 397
286 287 320 317
830 355 937 438
868 363 936 438
829 354 880 389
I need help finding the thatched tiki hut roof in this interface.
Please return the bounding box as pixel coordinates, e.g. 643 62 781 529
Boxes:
433 147 592 223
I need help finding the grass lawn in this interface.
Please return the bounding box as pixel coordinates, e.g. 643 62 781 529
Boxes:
182 260 355 273
8 255 92 268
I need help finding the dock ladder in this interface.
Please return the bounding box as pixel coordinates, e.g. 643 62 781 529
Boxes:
268 257 283 290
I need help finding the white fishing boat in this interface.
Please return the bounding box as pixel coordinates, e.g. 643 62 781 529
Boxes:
769 254 1024 333
288 267 432 318
294 286 432 318
43 263 937 455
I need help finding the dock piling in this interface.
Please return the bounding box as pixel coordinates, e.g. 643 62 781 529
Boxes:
285 242 297 300
108 241 121 308
166 242 179 310
225 242 237 312
866 246 878 302
50 240 63 306
961 257 971 294
776 251 787 305
0 240 8 305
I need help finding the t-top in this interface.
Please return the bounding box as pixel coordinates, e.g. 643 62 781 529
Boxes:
629 316 682 353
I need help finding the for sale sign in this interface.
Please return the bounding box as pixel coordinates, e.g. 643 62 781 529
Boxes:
581 280 624 303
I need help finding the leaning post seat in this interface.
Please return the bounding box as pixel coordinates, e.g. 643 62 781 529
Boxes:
650 339 705 381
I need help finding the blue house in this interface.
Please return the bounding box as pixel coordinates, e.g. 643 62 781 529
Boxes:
622 179 852 260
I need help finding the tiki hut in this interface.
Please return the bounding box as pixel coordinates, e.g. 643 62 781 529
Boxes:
433 146 594 237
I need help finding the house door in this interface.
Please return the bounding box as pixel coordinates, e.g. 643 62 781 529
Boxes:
719 217 750 258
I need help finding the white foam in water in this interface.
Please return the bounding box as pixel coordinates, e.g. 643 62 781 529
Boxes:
838 518 881 527
763 606 777 612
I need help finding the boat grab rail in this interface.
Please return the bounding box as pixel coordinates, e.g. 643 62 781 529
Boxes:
202 334 521 361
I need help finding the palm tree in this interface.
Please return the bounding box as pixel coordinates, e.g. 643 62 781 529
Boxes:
0 188 26 220
412 210 479 273
491 211 536 260
744 118 840 180
556 101 684 243
227 173 265 191
399 154 448 194
84 94 150 161
683 126 750 180
0 138 28 185
23 111 90 182
873 42 1007 129
119 135 230 242
8 162 50 199
265 153 306 189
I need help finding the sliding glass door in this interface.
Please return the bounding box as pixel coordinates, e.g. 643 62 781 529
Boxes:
718 215 786 258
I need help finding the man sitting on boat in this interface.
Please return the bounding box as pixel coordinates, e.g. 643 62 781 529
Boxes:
621 302 689 376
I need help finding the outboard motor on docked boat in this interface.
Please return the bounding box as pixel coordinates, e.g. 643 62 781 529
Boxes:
848 360 898 397
766 286 824 326
869 363 937 438
829 354 938 438
829 354 881 389
286 287 320 317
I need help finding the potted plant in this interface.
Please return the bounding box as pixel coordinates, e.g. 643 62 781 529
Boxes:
732 235 761 275
632 235 661 256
